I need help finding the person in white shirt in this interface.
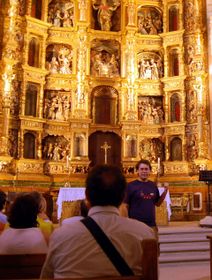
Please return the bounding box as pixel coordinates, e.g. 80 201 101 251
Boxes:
41 165 155 279
0 194 47 254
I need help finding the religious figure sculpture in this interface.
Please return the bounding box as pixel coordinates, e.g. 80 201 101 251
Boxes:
137 8 162 35
92 0 120 31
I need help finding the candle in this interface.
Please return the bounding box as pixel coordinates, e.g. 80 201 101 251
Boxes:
157 157 160 171
66 156 69 169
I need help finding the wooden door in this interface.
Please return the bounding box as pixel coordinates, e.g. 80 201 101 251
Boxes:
89 132 121 167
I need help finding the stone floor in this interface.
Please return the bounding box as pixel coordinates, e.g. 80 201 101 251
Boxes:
159 221 211 280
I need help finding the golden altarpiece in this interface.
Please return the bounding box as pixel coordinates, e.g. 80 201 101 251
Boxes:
0 0 211 219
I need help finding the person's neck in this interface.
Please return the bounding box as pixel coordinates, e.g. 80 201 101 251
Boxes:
138 178 148 182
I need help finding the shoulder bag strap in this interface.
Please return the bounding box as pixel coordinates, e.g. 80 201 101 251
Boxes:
81 216 134 276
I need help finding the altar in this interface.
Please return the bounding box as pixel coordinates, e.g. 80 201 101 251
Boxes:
57 187 172 225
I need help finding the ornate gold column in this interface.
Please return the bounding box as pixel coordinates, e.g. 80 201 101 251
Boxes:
0 0 19 156
125 29 137 120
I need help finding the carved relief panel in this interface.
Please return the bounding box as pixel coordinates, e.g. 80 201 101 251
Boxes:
92 0 121 31
48 0 74 27
137 6 163 35
138 96 164 124
90 39 120 77
42 135 70 161
139 138 164 163
46 44 73 74
44 90 71 121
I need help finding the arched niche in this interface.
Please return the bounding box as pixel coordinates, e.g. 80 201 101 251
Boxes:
28 37 40 67
24 132 36 159
169 48 179 76
137 52 163 79
90 39 120 78
91 1 121 32
126 135 137 158
169 6 179 31
46 44 73 74
25 83 38 117
170 137 182 161
170 93 181 122
92 86 118 125
31 0 42 20
137 6 163 35
48 0 74 27
74 133 86 157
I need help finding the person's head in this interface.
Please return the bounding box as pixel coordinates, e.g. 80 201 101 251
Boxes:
30 191 46 214
85 165 126 207
8 194 39 229
0 190 7 212
136 159 152 181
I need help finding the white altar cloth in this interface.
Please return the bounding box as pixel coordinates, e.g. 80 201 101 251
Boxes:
57 186 172 221
57 187 85 220
158 187 172 220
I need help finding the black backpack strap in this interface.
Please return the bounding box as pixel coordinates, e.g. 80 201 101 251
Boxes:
81 216 134 276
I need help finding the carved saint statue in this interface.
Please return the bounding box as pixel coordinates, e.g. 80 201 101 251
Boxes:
92 0 120 31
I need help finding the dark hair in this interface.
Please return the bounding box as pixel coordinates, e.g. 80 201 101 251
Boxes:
0 190 6 211
80 200 88 217
135 159 152 171
8 194 39 229
86 165 126 207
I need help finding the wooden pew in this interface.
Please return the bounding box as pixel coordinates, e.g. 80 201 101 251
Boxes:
0 253 46 279
0 239 158 280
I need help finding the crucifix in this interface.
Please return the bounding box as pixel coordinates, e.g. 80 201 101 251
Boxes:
101 141 111 164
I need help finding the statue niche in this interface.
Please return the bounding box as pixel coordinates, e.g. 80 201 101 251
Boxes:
28 37 40 68
92 0 121 32
74 133 86 157
137 6 163 35
138 96 164 124
138 52 163 79
92 86 118 125
126 135 137 158
170 137 182 161
48 0 74 27
25 83 38 117
169 6 179 31
169 48 179 76
43 90 71 121
90 39 120 77
42 135 70 162
170 93 181 122
139 138 164 164
46 44 73 74
24 132 36 159
31 0 42 20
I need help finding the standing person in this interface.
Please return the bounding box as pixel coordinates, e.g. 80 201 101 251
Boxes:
121 159 168 236
41 165 155 279
0 190 7 232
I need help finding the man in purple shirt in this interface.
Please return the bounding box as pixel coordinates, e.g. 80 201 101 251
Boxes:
122 159 168 235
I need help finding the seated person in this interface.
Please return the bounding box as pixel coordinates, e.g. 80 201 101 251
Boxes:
0 194 48 254
61 199 88 225
30 191 54 243
0 190 7 232
41 165 155 279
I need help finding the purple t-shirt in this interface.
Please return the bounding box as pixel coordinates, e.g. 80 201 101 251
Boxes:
125 180 160 227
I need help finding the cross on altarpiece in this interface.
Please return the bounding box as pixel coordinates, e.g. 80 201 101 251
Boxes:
100 141 111 164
